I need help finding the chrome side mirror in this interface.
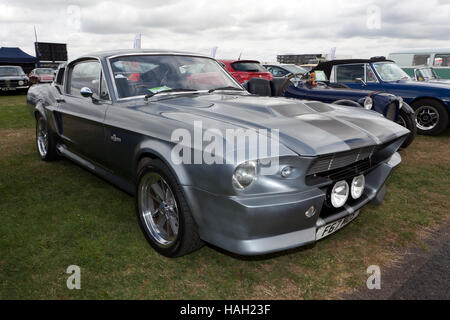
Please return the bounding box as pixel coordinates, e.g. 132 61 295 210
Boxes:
355 78 367 86
80 87 93 98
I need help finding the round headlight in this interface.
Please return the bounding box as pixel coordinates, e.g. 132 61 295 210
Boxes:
18 80 24 86
351 175 365 199
232 160 257 190
330 180 349 208
364 97 373 110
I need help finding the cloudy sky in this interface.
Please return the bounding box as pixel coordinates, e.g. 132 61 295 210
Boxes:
1 0 449 62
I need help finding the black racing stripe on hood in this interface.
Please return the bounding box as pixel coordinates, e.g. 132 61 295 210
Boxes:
304 102 334 113
294 114 376 149
270 103 312 117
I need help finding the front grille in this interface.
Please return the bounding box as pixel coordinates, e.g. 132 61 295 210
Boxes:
306 137 403 185
0 80 20 87
307 146 377 176
385 102 397 121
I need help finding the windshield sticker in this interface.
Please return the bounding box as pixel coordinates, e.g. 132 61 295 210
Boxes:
148 86 171 94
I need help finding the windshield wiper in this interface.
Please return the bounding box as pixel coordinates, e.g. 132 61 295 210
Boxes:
208 86 244 93
144 88 198 100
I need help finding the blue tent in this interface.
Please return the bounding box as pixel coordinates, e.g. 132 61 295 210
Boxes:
0 47 37 73
0 47 37 63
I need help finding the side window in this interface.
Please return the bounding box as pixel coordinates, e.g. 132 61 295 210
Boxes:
335 64 364 82
434 54 450 67
69 61 101 96
412 54 430 66
271 67 288 77
365 64 377 82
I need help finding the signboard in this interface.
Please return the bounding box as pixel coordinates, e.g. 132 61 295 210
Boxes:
35 42 67 63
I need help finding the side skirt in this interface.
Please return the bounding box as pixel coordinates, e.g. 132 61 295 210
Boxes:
56 144 135 195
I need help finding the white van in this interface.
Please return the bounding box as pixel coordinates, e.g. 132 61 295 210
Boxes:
388 48 450 79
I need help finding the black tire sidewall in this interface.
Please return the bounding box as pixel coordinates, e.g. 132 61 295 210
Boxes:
36 115 57 161
398 109 416 149
412 99 449 135
135 160 186 257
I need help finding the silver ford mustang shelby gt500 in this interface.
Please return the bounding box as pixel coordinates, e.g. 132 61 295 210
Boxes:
27 50 409 257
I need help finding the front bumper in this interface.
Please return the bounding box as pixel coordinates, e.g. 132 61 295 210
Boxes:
0 86 29 91
184 152 401 255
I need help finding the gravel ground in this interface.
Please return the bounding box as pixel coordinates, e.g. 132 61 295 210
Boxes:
347 220 450 300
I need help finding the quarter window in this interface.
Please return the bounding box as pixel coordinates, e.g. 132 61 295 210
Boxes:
335 64 364 82
100 73 110 100
69 61 101 97
365 64 378 82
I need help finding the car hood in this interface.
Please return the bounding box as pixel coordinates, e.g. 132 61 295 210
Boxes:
394 79 450 90
138 94 409 156
0 75 28 80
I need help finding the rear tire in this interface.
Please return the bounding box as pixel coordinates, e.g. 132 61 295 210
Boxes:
135 158 203 257
36 115 58 161
397 108 416 149
411 99 448 135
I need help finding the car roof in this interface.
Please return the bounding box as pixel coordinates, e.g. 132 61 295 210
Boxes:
75 49 211 60
313 58 394 78
389 48 450 54
219 59 261 64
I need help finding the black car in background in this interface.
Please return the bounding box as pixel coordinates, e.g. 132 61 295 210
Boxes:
0 66 29 93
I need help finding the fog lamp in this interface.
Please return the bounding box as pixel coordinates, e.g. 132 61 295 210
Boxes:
281 166 292 178
330 180 349 208
351 175 365 199
232 161 257 190
305 205 316 218
18 80 24 86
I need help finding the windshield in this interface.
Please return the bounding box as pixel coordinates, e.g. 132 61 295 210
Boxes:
417 68 437 80
283 65 308 75
373 62 410 81
0 67 24 76
109 55 242 99
231 61 267 72
36 69 54 75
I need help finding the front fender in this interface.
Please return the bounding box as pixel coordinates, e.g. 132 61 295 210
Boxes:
401 102 415 114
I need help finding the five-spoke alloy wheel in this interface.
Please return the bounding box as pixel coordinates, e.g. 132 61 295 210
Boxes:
136 158 203 257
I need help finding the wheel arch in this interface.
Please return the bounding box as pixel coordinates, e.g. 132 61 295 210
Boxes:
410 96 447 110
134 145 191 187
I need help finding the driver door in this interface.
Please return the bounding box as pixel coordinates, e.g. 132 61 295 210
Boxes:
332 63 381 91
57 60 110 166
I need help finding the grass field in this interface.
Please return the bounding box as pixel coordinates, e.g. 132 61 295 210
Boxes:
0 94 449 299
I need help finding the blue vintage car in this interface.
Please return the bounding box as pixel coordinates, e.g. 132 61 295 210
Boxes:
312 58 450 135
243 75 416 148
281 77 416 149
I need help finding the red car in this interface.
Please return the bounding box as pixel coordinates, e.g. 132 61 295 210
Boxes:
29 68 55 84
219 59 273 84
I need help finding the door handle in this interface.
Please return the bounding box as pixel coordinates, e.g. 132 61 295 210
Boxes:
56 97 65 103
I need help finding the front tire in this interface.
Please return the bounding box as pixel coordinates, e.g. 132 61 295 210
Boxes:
36 115 58 161
136 158 203 257
397 108 416 149
411 99 448 135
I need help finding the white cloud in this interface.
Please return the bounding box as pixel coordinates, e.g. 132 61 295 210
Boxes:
0 0 449 62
